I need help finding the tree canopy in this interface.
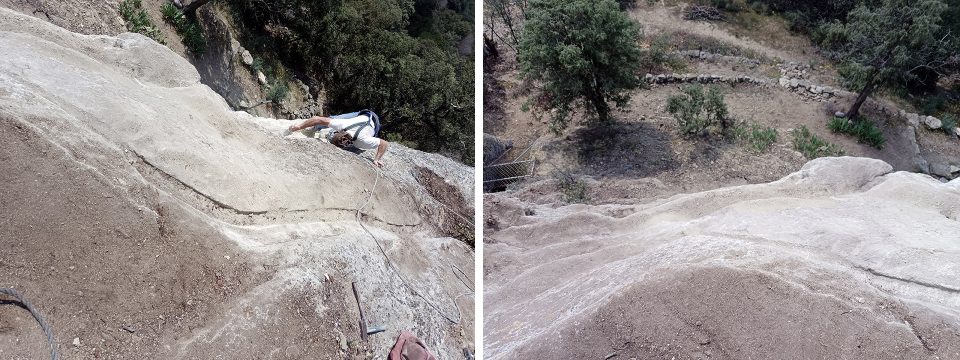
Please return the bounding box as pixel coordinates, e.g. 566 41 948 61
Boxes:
816 0 955 119
230 0 474 163
518 0 642 132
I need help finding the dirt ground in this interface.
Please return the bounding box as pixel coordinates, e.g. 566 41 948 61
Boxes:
511 266 958 359
0 115 347 359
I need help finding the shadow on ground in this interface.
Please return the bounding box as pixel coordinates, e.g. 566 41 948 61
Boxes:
558 120 680 179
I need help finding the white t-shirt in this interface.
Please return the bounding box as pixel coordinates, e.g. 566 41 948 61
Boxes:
329 115 381 150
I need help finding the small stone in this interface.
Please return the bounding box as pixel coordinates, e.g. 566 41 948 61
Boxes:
906 113 920 127
778 77 789 87
835 111 846 118
73 338 81 347
230 37 241 56
239 100 250 108
923 116 942 130
257 71 268 85
951 165 960 174
789 78 800 88
954 127 960 137
931 163 952 177
241 49 253 66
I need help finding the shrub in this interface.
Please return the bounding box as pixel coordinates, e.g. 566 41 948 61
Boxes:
667 84 730 135
826 116 885 149
736 122 778 153
119 0 164 44
267 81 289 104
161 3 206 54
942 115 957 136
792 125 844 159
554 171 589 204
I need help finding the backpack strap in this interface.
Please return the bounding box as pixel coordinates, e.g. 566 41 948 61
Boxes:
341 121 369 140
358 109 381 136
342 110 379 140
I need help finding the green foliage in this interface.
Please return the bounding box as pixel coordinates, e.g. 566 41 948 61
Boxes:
267 81 289 104
250 57 264 74
161 3 206 54
119 0 164 44
921 93 949 115
666 84 730 135
735 122 778 153
554 171 589 203
518 0 643 131
749 0 863 33
941 115 958 136
791 125 844 159
827 116 885 148
227 0 474 163
711 0 745 12
816 0 953 117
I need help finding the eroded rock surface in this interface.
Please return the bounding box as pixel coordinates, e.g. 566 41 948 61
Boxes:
484 157 960 359
0 8 473 359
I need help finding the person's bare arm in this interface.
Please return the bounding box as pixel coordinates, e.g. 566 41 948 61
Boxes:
288 116 332 132
373 139 389 168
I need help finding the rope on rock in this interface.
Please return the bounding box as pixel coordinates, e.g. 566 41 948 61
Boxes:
0 287 58 360
354 164 463 325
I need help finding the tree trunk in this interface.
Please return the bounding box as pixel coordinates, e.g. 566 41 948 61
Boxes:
182 0 213 16
591 82 610 123
846 71 878 120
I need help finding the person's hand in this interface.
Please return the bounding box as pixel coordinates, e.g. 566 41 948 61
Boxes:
374 160 384 168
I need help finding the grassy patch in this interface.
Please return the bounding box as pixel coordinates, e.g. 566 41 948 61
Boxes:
119 0 164 44
791 125 843 159
640 33 689 73
826 116 885 149
734 122 778 153
665 30 770 62
161 3 206 54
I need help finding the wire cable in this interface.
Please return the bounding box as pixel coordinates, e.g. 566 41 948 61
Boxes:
0 287 58 360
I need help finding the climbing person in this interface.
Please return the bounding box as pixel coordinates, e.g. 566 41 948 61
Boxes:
285 110 389 168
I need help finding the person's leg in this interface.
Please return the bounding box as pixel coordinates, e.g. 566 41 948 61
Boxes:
289 116 331 132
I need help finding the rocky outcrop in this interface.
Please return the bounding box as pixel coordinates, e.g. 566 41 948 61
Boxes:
484 157 960 359
775 62 845 101
897 110 960 179
0 8 472 359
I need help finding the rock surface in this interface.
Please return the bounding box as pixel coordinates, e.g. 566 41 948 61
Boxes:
0 8 473 359
485 157 960 359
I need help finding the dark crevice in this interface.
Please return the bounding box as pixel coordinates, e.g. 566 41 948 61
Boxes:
855 265 960 294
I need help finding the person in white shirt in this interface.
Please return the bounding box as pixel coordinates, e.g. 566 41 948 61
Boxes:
287 110 389 168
